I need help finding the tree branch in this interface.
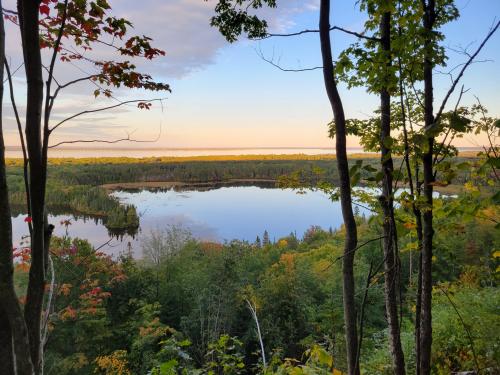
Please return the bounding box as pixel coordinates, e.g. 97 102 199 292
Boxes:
322 235 387 272
256 47 323 72
263 25 381 42
49 98 165 133
429 20 499 131
48 121 162 149
43 0 69 159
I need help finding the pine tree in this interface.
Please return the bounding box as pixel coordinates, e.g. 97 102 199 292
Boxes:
262 230 270 246
255 236 261 248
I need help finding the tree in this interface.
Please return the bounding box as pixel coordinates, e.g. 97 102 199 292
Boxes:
0 1 169 373
143 226 193 267
262 230 270 246
208 2 361 372
415 3 498 374
0 3 34 373
255 235 261 248
335 2 406 371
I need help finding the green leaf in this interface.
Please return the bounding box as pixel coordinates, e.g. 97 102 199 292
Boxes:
350 172 360 186
491 190 500 205
455 162 470 171
449 113 471 133
363 164 377 172
486 157 500 169
382 136 394 149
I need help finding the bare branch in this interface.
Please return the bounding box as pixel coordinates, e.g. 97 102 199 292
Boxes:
48 121 163 149
49 98 166 133
2 62 23 84
256 47 323 72
1 7 17 16
429 20 500 131
262 25 381 42
43 0 70 163
433 85 468 167
322 236 387 272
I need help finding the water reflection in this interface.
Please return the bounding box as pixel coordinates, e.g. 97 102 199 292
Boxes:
12 184 371 258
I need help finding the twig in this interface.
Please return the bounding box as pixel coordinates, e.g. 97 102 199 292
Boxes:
429 20 500 132
49 98 166 133
48 121 162 148
256 47 323 72
322 236 387 272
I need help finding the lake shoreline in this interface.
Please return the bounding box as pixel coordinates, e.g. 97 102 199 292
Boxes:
102 179 277 191
5 151 480 165
102 179 467 195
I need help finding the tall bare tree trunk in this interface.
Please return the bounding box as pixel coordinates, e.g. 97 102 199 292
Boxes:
17 1 49 373
0 4 35 374
379 10 406 375
419 1 436 374
319 1 359 373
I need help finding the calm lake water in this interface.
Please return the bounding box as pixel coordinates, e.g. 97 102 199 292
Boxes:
12 185 370 258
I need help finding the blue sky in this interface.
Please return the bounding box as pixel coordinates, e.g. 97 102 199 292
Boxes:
3 0 499 149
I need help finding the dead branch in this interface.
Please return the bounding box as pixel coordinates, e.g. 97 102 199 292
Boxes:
256 47 323 72
48 121 162 149
49 98 166 133
429 20 499 131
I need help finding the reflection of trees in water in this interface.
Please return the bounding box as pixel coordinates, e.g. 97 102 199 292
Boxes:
119 180 277 194
11 204 139 238
107 225 138 239
178 180 277 191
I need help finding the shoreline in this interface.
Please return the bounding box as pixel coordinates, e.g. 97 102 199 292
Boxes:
5 151 480 165
102 179 277 191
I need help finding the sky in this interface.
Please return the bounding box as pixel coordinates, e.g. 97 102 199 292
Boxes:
3 0 500 150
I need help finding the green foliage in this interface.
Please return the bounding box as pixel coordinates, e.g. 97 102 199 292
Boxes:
432 286 500 373
208 0 276 42
25 198 498 374
202 335 245 374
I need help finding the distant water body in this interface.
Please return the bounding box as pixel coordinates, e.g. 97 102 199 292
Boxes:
12 185 372 257
5 146 482 159
4 147 360 158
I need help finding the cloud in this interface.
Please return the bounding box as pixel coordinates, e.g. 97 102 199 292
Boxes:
3 0 319 94
2 0 320 146
110 0 320 78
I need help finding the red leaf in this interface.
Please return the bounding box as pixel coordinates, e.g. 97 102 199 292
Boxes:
39 4 50 16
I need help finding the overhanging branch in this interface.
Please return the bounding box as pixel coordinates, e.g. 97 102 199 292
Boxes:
262 25 380 42
49 98 166 133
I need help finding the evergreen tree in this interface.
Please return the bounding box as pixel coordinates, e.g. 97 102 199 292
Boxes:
262 230 270 246
255 236 261 248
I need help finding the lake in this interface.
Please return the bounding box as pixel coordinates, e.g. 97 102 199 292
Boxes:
11 184 371 258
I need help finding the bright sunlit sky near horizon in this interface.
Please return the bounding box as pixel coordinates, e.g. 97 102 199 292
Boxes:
3 0 500 150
